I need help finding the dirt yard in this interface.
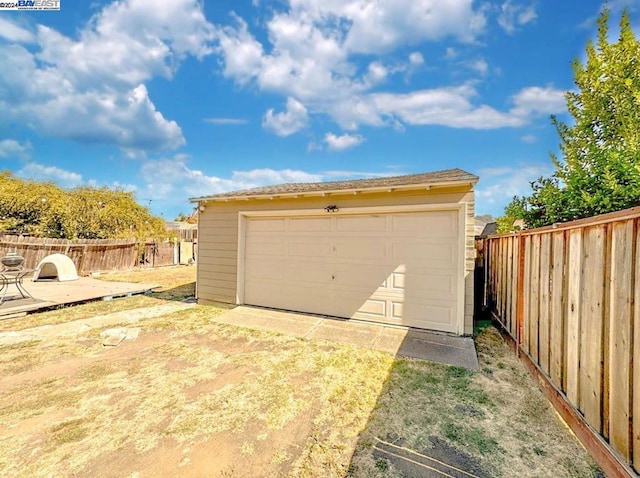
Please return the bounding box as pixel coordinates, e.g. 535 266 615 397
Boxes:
0 266 600 477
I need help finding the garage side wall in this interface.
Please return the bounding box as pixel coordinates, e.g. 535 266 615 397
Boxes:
197 186 476 334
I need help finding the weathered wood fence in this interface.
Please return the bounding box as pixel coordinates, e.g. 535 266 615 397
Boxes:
483 206 640 477
0 235 185 274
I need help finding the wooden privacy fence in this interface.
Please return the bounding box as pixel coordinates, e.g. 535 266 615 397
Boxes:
0 235 187 274
483 206 640 477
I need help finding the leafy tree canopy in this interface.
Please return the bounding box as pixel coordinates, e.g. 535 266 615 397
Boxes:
0 171 167 240
498 9 640 232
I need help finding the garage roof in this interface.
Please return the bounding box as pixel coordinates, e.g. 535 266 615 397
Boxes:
191 168 478 202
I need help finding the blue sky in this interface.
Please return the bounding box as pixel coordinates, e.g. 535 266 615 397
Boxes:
0 0 637 219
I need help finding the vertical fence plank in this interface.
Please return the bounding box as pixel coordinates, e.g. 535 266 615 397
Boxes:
506 236 513 331
529 234 541 363
489 239 499 310
550 231 566 387
566 229 583 408
579 225 606 433
539 233 551 375
522 235 532 354
497 238 504 321
511 236 519 337
633 220 640 473
609 221 633 460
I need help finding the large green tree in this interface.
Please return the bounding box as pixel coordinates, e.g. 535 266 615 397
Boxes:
499 9 640 231
0 171 167 240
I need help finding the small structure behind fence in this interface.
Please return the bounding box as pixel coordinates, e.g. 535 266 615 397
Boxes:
0 235 193 275
482 206 640 477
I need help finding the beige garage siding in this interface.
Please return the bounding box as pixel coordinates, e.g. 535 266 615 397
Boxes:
196 185 476 334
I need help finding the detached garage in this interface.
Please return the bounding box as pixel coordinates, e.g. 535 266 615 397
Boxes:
191 169 478 335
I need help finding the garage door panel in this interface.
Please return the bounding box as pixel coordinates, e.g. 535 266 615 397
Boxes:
246 239 285 256
289 217 332 232
336 215 387 232
246 259 284 281
289 242 333 258
245 281 332 314
333 264 391 289
392 212 458 237
284 263 333 284
392 242 455 266
335 240 387 260
247 218 286 233
393 301 456 331
402 271 456 297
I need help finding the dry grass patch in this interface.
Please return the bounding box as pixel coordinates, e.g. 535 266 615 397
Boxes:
349 326 602 478
0 305 394 478
97 265 196 299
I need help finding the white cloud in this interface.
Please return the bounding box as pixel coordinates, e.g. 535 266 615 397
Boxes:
498 1 537 34
521 134 537 143
366 62 389 84
213 2 561 134
0 17 35 43
324 133 365 151
468 58 489 76
510 86 566 117
370 86 518 129
212 0 487 117
16 163 83 188
0 139 32 159
215 14 264 85
0 0 214 151
310 0 488 53
409 52 425 66
263 97 309 136
204 118 249 125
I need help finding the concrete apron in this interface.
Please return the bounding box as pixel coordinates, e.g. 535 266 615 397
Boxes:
213 306 479 370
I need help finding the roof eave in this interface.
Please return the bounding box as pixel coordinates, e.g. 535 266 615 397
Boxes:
189 178 478 204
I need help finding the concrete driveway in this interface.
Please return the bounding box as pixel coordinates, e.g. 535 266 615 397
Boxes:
212 306 479 370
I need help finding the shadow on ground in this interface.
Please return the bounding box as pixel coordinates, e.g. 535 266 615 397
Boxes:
149 281 195 302
345 327 602 478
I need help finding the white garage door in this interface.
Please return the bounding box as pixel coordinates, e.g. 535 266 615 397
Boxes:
242 210 462 333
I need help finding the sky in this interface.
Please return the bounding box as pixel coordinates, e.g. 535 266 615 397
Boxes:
0 0 638 220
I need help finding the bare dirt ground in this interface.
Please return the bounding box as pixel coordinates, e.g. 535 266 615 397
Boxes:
0 266 600 477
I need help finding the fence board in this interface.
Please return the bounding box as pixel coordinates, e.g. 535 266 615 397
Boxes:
496 240 505 320
522 235 531 352
579 225 606 433
633 222 640 474
539 233 551 375
566 229 583 408
529 234 541 363
550 231 565 387
510 236 519 337
506 237 512 334
608 221 633 460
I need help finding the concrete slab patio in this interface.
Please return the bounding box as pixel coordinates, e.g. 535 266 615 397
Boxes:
213 306 479 370
0 277 158 319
